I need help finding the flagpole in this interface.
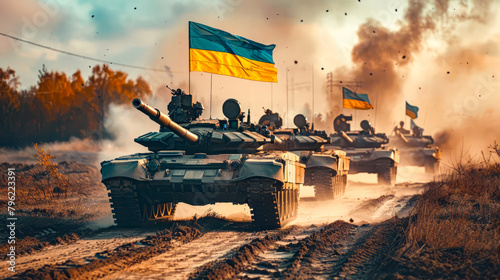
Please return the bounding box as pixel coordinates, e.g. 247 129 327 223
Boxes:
312 63 315 128
188 22 191 94
271 82 273 111
210 73 213 119
355 110 357 131
286 67 289 128
374 88 379 128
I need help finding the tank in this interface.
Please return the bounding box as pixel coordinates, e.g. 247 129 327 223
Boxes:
327 114 399 186
101 89 305 229
389 121 441 173
258 110 350 200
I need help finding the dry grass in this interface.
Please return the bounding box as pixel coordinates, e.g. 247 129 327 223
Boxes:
33 143 71 198
0 148 108 222
405 155 500 256
374 146 500 279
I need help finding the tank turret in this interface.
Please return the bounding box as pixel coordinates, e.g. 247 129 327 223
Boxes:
259 112 350 200
166 86 204 123
330 114 389 149
102 88 305 230
133 98 277 154
389 120 441 173
259 113 330 151
327 114 399 186
258 108 283 130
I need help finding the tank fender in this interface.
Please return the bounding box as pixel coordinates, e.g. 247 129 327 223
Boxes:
305 154 338 170
234 159 284 183
422 147 442 159
372 148 400 164
101 159 149 182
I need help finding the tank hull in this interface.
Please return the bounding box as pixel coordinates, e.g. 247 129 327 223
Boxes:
325 146 399 186
388 136 441 173
294 150 350 199
101 151 305 229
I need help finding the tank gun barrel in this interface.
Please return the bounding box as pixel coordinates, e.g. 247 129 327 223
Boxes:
271 134 283 145
132 98 199 143
340 131 354 143
395 130 408 143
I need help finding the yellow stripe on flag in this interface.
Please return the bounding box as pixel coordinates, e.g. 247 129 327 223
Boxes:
406 109 417 119
343 99 373 110
189 48 278 82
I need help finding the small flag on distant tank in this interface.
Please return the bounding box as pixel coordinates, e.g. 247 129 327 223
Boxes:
342 87 373 110
406 101 419 119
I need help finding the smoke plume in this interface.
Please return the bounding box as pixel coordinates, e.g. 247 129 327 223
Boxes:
314 0 499 163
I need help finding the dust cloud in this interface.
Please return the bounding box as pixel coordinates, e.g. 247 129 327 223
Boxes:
311 0 500 164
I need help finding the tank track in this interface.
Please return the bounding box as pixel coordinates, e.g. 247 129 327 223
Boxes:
376 160 397 186
105 178 143 227
311 168 346 200
247 180 298 229
424 159 440 174
105 178 177 227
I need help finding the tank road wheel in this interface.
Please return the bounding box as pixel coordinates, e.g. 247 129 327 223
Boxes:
158 203 166 216
425 159 440 174
142 204 154 220
104 179 143 227
377 162 397 186
312 168 344 200
142 203 177 221
247 180 298 229
162 202 177 220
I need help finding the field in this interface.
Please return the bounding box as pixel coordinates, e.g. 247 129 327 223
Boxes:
0 147 499 279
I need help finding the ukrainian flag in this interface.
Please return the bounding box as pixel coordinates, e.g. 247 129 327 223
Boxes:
342 87 373 110
189 22 278 82
406 101 419 119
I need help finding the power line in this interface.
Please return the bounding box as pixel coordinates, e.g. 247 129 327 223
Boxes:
0 32 175 73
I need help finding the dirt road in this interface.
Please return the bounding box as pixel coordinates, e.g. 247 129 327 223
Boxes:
7 180 425 280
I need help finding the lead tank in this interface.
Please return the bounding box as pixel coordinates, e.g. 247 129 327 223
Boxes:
259 110 350 200
101 89 305 229
389 121 441 173
327 114 399 186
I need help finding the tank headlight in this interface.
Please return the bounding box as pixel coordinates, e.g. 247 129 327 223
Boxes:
148 159 160 171
230 159 241 170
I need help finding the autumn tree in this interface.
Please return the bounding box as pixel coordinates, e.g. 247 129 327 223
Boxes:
0 68 21 133
0 65 152 147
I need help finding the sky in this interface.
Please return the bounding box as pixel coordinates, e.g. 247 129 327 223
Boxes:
1 0 500 159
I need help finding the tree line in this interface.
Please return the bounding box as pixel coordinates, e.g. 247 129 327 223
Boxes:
0 64 152 147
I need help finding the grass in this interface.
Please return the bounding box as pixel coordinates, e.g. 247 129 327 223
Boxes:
0 145 109 234
379 144 500 278
405 163 500 255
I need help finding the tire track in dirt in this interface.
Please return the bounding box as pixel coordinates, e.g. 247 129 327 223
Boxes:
106 230 268 279
7 228 157 276
8 226 202 280
189 192 419 280
189 228 294 280
7 183 422 279
237 226 325 278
